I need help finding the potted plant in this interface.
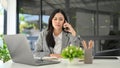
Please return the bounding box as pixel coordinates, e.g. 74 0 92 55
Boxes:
61 45 84 62
0 35 11 63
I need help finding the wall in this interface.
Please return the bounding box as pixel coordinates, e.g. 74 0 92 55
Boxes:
7 0 16 34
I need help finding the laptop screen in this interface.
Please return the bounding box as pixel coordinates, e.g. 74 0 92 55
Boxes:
94 39 120 59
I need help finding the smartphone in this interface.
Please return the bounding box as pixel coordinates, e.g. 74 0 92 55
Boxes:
64 26 69 31
63 20 69 32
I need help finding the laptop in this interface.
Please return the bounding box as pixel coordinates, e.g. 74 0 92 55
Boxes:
4 34 60 66
94 49 120 59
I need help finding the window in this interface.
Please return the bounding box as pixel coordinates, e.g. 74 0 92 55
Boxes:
17 0 120 55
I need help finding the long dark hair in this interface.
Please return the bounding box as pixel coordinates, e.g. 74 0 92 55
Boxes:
46 9 68 48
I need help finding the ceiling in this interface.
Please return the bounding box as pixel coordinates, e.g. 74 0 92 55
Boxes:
18 0 120 15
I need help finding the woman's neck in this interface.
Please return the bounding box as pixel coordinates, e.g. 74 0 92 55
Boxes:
53 29 62 36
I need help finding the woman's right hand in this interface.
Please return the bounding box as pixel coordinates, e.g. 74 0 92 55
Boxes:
63 22 76 36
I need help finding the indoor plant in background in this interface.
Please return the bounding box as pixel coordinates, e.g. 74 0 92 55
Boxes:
0 34 11 63
61 45 84 62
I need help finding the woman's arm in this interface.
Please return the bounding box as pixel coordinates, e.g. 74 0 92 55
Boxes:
63 22 82 47
69 34 81 47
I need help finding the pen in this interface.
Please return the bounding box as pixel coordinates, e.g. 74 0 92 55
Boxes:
82 40 94 49
88 40 94 49
82 40 87 49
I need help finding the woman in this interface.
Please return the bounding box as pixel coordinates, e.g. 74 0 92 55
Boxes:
34 9 81 58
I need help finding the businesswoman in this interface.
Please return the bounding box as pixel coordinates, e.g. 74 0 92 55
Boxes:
35 9 81 58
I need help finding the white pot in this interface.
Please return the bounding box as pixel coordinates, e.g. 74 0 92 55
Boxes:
61 58 80 64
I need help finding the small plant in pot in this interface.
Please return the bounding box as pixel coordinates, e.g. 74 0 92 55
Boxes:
61 45 84 62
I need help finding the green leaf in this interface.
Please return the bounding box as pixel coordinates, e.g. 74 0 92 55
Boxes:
0 35 11 63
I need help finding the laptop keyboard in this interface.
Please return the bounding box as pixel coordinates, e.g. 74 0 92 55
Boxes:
35 59 60 65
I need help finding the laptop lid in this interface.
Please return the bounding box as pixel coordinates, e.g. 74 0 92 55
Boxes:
4 34 38 65
94 49 120 59
4 34 60 65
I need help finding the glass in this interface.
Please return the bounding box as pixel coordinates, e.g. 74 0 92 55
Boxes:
19 14 40 36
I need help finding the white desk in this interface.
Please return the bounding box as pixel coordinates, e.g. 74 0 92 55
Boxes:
0 59 120 68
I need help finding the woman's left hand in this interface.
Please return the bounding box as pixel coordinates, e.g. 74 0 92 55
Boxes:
63 22 76 36
50 54 62 58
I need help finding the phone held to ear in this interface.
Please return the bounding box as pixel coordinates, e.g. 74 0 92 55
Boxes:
64 27 69 31
63 20 69 32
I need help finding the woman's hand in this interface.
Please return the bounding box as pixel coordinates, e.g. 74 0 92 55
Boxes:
50 54 62 58
63 22 76 36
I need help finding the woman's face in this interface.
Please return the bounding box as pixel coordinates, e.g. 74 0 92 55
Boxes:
52 12 65 30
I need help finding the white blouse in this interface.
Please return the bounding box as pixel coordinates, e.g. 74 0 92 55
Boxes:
53 32 62 54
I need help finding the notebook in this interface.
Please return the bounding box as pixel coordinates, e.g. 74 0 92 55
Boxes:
4 34 60 66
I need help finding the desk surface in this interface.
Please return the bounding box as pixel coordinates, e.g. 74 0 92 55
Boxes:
0 59 120 68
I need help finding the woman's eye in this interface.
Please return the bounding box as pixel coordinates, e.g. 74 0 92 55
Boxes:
54 19 57 20
60 19 63 21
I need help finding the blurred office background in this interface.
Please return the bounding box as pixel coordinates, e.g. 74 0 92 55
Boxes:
1 0 120 56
